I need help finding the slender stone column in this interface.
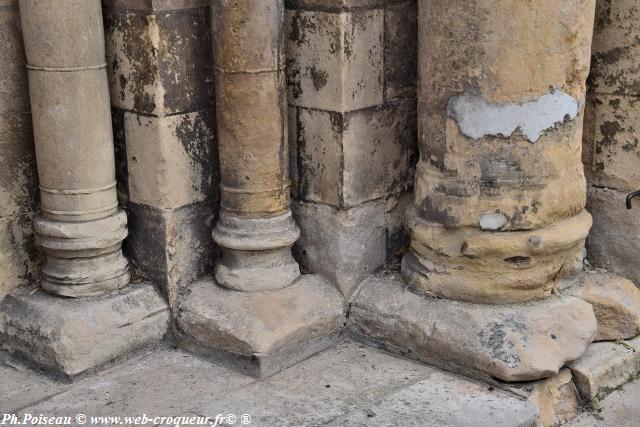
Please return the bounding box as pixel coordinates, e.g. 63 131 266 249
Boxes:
20 0 129 297
0 0 169 378
211 0 300 292
176 0 344 377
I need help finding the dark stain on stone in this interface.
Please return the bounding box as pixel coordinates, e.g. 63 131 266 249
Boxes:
420 196 458 226
308 65 328 91
174 112 219 198
477 317 526 368
599 120 622 147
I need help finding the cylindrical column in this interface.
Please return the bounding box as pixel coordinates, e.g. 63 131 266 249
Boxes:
402 0 596 304
211 0 300 292
20 0 130 297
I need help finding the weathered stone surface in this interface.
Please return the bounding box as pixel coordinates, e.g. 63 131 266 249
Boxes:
295 101 416 207
567 377 640 426
285 8 383 112
403 211 591 304
175 275 345 377
350 273 597 381
565 271 640 341
0 284 170 378
126 201 216 307
5 339 539 426
383 0 417 101
586 187 640 284
104 5 213 116
0 113 37 219
569 336 640 400
505 369 580 427
0 3 29 114
124 110 218 210
0 215 38 299
103 0 209 13
293 200 386 298
331 372 539 427
583 94 640 192
589 0 640 96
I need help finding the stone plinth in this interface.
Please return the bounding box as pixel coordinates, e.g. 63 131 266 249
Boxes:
0 284 169 378
176 276 344 377
350 274 596 382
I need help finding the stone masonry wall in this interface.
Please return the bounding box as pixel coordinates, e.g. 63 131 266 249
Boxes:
583 0 640 284
103 0 219 306
285 0 418 299
0 0 39 299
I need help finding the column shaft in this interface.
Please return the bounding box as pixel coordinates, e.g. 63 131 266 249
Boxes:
20 0 129 297
211 0 300 292
403 0 596 304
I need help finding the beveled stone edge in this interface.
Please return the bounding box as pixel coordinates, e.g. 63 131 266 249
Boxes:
102 0 209 13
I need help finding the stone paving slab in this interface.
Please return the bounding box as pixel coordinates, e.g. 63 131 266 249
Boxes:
567 379 640 427
2 339 539 426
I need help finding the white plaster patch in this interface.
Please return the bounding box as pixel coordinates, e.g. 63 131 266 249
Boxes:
448 90 579 142
479 212 508 231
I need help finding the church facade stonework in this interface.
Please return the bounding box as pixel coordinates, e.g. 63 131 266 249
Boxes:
1 0 640 424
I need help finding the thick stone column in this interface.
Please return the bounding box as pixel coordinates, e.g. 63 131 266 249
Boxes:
20 0 129 298
176 0 344 377
0 0 169 378
211 0 299 292
351 0 602 381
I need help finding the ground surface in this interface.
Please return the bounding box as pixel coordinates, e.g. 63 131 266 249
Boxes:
0 338 637 426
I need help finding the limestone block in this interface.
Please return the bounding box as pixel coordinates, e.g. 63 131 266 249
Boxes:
569 336 640 400
285 8 383 112
126 201 216 307
350 273 597 382
589 0 640 96
295 100 416 207
293 200 386 299
0 3 29 114
0 113 38 219
111 108 129 204
124 110 218 210
103 0 209 13
0 215 38 299
504 369 580 427
0 284 170 378
286 0 390 10
383 0 417 101
384 192 413 264
104 6 213 116
586 186 640 284
566 271 640 341
583 94 640 192
175 275 345 377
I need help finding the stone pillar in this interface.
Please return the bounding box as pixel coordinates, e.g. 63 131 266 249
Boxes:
20 0 128 297
351 0 602 381
0 0 169 378
583 0 640 283
176 0 344 377
211 0 299 292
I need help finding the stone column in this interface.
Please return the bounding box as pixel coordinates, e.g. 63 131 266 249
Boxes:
211 0 300 292
0 0 169 378
176 0 344 377
21 0 128 298
351 0 602 381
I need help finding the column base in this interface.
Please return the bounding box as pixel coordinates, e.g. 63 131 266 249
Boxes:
0 283 169 379
349 273 597 382
175 274 345 377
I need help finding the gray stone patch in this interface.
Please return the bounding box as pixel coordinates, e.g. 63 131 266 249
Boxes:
479 212 508 230
448 90 579 142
